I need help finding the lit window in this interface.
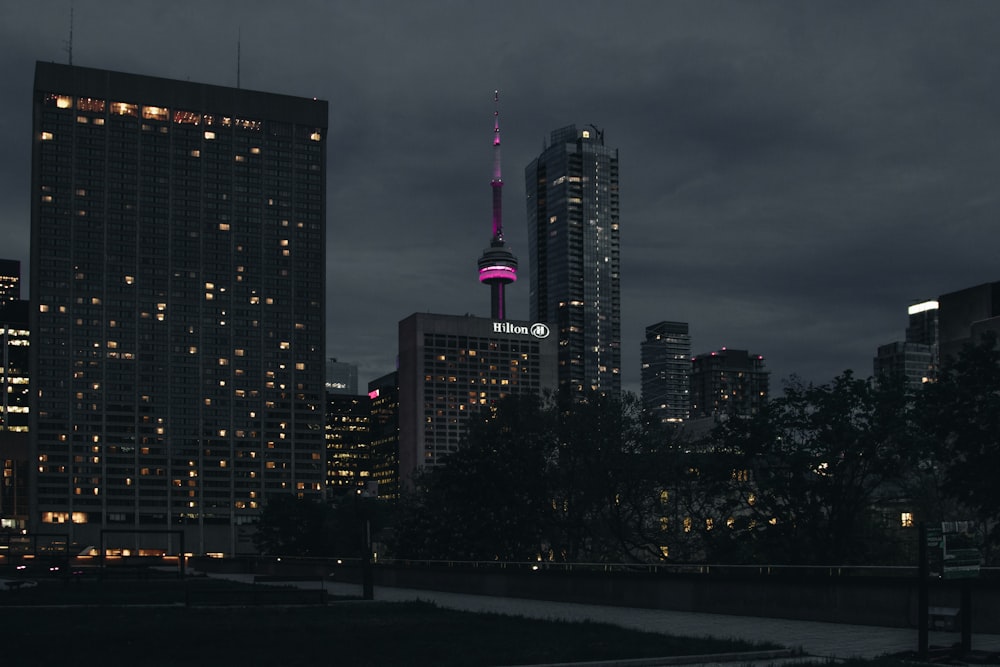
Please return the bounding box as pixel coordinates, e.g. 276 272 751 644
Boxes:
204 131 216 140
901 512 914 528
111 102 138 117
142 106 169 121
40 131 54 141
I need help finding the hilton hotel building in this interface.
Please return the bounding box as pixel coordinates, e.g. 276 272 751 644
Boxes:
397 313 556 488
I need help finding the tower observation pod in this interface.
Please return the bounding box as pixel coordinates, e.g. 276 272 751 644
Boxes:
478 90 518 320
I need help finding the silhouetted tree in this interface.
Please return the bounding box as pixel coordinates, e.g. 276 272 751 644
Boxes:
705 371 915 564
390 391 669 562
918 330 1000 558
391 393 554 560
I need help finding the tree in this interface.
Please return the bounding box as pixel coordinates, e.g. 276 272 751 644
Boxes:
919 330 1000 555
391 393 554 561
390 391 670 563
705 371 915 564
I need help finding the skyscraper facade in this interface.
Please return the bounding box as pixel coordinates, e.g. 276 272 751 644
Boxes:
367 372 400 501
873 299 938 388
0 275 29 531
30 62 328 554
640 321 691 424
937 281 1000 364
0 260 21 303
525 125 621 396
325 392 371 494
689 348 768 420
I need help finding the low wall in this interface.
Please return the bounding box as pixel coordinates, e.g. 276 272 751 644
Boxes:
193 557 1000 632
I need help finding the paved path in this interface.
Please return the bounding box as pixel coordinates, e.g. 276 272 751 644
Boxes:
206 573 1000 662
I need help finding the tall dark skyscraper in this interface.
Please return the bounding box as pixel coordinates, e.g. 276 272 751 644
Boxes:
30 62 327 554
641 321 691 424
526 125 621 396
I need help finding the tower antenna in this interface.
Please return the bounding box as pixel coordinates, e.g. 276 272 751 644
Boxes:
66 2 74 66
477 90 519 320
237 26 241 88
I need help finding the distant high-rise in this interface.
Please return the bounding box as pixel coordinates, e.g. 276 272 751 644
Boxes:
367 372 400 501
641 321 691 424
874 300 938 388
0 260 21 303
526 125 621 396
689 349 768 420
325 392 371 494
0 279 29 531
326 358 360 395
30 62 328 554
937 281 1000 364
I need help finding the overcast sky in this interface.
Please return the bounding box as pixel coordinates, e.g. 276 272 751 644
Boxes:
3 1 1000 395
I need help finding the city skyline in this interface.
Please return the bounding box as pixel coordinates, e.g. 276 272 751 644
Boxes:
4 2 1000 394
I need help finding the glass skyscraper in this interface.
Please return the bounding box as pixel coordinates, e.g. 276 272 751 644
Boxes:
525 125 621 396
30 62 327 554
641 321 691 424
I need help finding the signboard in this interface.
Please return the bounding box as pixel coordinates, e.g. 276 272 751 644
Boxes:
492 321 551 339
935 521 981 580
943 548 981 580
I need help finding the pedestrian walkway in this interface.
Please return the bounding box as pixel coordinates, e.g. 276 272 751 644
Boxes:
206 572 1000 662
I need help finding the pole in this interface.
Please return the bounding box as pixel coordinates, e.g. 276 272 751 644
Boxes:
361 514 373 600
960 578 972 655
918 522 929 660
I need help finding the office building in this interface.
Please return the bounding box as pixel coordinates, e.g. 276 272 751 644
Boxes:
0 260 21 303
367 372 399 501
874 341 935 388
525 125 621 396
641 321 691 424
689 348 768 420
326 358 359 395
1 292 30 531
874 300 938 388
397 313 557 488
30 62 327 554
325 393 371 494
937 281 1000 365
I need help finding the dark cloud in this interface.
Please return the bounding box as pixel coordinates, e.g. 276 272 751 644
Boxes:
4 0 1000 394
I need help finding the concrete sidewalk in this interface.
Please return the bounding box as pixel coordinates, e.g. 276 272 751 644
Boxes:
206 573 1000 662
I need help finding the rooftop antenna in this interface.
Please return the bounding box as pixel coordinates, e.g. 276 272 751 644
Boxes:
477 90 519 320
66 1 74 66
236 26 241 88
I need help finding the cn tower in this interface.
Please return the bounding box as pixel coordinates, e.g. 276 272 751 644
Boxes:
478 91 518 320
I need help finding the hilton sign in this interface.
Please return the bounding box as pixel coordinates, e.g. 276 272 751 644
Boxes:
493 321 551 339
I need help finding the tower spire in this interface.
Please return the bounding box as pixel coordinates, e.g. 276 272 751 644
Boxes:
478 90 518 320
491 90 503 240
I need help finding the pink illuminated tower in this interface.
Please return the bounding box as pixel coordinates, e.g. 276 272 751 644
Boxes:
478 91 518 320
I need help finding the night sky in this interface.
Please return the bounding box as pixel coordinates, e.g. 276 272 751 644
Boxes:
3 1 1000 395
